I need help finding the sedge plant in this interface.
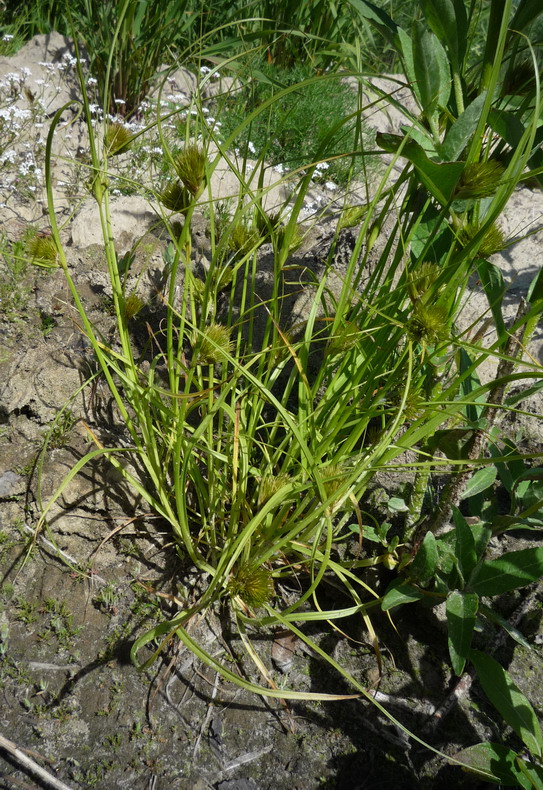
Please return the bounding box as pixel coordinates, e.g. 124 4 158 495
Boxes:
32 2 543 783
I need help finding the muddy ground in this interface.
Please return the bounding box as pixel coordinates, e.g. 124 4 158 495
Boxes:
0 33 542 790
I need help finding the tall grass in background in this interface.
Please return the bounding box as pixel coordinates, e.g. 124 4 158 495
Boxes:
7 0 543 782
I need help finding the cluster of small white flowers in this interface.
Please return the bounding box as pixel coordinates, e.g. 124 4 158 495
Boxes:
273 163 289 174
324 180 338 191
247 141 256 154
0 149 17 164
2 34 14 42
87 77 98 87
315 161 330 172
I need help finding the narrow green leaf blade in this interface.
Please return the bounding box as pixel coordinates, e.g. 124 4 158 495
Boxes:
447 590 478 675
469 547 543 596
471 650 543 759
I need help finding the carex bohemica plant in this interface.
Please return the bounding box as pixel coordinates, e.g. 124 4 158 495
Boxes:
35 1 543 784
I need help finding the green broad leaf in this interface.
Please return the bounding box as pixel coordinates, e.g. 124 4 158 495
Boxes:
409 531 438 584
376 134 465 205
387 496 409 513
397 27 416 89
447 590 478 675
381 580 425 610
477 259 507 341
460 466 498 500
471 651 543 759
453 742 530 786
346 0 399 36
420 0 468 72
469 546 543 597
412 22 451 118
439 92 488 161
453 509 478 581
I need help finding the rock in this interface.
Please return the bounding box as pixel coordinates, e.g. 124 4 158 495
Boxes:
0 471 25 498
70 195 159 252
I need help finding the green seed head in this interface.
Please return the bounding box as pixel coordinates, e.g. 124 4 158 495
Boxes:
458 222 506 259
193 323 233 364
160 180 190 213
320 463 347 501
228 565 274 608
407 302 449 344
123 291 144 320
229 223 262 255
338 204 367 231
454 161 505 200
105 123 134 156
407 262 441 304
173 145 207 198
258 473 291 506
25 233 58 266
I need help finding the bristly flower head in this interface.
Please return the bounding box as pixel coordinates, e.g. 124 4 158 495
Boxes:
407 302 449 344
104 122 134 156
123 291 144 320
454 161 505 200
228 565 274 608
173 144 207 198
458 222 506 259
25 232 58 267
159 180 190 213
192 323 233 365
407 262 441 304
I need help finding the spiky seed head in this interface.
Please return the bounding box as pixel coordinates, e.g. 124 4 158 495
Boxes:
160 180 190 213
255 210 281 240
454 161 505 200
25 233 58 266
407 262 441 304
193 323 233 364
458 222 506 259
407 302 449 344
326 322 359 357
105 122 134 156
338 204 367 231
123 291 144 320
229 223 262 255
275 222 304 253
228 565 274 608
258 473 291 506
320 463 347 500
173 145 207 197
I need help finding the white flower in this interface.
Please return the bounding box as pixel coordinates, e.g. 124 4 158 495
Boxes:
273 163 288 174
1 149 17 164
325 181 338 191
2 34 14 41
114 98 126 106
315 161 330 171
20 67 31 78
87 77 98 86
247 141 256 154
34 79 45 86
200 65 211 75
